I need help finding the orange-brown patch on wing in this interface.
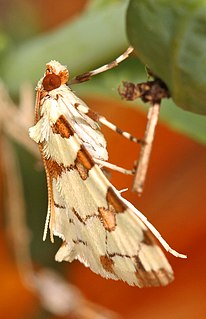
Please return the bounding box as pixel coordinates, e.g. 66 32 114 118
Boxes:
100 255 115 274
45 158 64 179
75 145 94 180
106 187 126 213
134 256 153 287
52 115 74 138
98 207 116 231
74 102 80 109
134 256 173 287
142 230 156 246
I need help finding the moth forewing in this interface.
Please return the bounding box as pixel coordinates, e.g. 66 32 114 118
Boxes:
29 56 186 288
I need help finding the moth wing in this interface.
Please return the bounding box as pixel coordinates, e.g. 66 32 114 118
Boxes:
30 88 174 287
50 87 108 161
53 171 174 287
48 138 174 287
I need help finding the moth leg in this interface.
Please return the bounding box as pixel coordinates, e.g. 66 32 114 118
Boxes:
94 158 135 175
75 104 144 145
98 116 144 144
68 46 133 85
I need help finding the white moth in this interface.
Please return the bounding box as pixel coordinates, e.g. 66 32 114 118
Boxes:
29 48 186 287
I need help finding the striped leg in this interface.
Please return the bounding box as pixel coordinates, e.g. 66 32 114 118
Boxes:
69 45 142 144
74 104 141 175
69 46 143 175
68 46 134 85
74 101 144 146
98 116 143 144
95 158 135 175
75 103 144 145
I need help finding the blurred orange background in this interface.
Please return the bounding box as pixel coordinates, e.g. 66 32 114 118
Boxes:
0 1 206 318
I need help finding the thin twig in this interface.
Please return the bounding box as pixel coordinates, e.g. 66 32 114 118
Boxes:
119 78 169 194
2 136 36 288
132 102 160 194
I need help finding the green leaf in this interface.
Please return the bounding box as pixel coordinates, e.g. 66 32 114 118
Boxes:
127 0 206 115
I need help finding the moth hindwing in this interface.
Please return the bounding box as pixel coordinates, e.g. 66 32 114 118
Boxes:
29 57 186 287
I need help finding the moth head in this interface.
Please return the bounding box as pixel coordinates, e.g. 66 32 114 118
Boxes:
42 60 69 91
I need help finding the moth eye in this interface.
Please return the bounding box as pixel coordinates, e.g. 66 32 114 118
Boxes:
42 74 61 91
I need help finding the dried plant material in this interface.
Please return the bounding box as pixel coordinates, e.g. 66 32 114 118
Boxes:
119 77 170 194
2 136 35 288
133 102 160 194
34 269 121 319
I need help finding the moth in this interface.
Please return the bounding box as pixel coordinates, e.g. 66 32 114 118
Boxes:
29 47 186 287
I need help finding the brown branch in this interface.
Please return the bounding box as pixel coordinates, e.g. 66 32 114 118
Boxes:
132 102 160 194
119 77 170 194
2 136 36 288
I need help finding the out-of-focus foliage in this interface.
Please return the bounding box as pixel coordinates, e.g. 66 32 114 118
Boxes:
0 0 205 143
